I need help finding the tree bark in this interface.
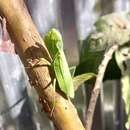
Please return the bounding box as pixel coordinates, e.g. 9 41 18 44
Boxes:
0 0 85 130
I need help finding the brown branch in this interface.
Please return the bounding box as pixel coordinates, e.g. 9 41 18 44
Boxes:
0 0 85 130
85 44 119 130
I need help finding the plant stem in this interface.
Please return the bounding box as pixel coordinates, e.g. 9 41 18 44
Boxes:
85 44 118 130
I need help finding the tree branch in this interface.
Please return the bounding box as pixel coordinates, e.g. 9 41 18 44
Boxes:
0 0 85 130
85 44 119 130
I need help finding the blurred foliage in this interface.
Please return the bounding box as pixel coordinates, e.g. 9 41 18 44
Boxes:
75 12 130 129
115 46 130 129
76 12 130 80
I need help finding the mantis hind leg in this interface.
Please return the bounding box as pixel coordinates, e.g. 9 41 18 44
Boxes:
50 78 56 117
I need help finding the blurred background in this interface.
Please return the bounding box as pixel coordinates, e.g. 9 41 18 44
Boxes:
0 0 130 130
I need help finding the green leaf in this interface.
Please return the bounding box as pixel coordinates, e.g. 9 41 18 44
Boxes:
73 73 96 91
115 46 130 129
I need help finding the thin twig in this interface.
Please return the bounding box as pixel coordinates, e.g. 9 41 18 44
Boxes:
85 44 119 130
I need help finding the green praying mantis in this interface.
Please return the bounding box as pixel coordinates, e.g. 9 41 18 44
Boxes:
43 28 95 100
30 28 95 115
44 28 75 98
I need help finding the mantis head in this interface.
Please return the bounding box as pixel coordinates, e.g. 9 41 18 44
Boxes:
44 28 63 58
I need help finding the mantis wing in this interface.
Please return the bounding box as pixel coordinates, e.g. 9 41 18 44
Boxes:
53 51 74 98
